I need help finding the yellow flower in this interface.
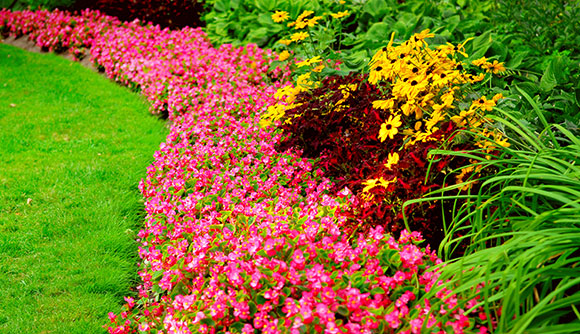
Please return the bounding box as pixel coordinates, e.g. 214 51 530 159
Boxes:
379 114 402 142
483 60 506 74
414 29 435 40
362 177 397 192
296 56 322 68
471 96 496 111
294 20 308 29
471 57 488 67
331 10 350 19
378 176 397 188
278 39 292 46
293 10 314 29
372 99 395 110
369 64 386 85
469 73 485 83
313 64 325 72
384 152 400 170
362 178 379 192
425 110 445 131
450 109 475 126
297 72 314 89
271 10 290 23
291 31 309 42
306 16 322 27
278 50 290 61
297 10 314 21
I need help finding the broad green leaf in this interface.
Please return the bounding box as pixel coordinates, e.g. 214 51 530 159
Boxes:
506 51 528 69
540 61 558 92
490 41 508 60
255 0 276 11
365 22 390 41
363 0 388 19
469 30 492 59
246 27 270 46
214 0 229 12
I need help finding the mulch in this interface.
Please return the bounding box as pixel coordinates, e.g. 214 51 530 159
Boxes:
1 35 97 72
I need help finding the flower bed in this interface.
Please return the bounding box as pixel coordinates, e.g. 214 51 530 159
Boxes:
1 9 491 333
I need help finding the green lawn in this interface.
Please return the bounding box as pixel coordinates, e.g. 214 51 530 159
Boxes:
0 43 168 333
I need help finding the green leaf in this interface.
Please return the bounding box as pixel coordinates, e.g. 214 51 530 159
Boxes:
257 13 274 26
214 0 228 12
490 41 508 60
246 27 270 46
336 305 349 317
230 322 245 331
515 82 540 97
365 22 391 43
200 318 216 326
363 0 388 18
255 0 276 11
219 210 232 222
248 301 257 316
506 51 528 69
469 30 492 59
257 294 267 305
540 62 558 92
371 287 386 295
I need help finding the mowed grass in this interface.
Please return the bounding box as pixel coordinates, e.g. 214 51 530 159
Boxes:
0 44 168 333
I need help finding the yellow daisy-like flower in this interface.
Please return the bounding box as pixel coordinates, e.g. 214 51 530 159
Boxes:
296 10 314 21
313 64 325 72
450 109 475 126
362 178 379 192
331 10 350 19
414 29 435 40
483 60 506 74
294 20 309 29
369 64 386 85
296 55 322 68
372 99 395 110
471 57 488 67
362 177 397 192
306 16 322 27
278 39 292 46
292 10 314 29
291 31 309 42
297 72 314 89
271 10 290 23
278 50 290 61
378 114 402 142
471 96 496 111
384 152 400 170
425 110 445 131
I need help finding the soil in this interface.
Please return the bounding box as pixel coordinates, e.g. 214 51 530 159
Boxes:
1 35 98 72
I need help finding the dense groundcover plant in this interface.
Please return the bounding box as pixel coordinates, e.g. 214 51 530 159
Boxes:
1 9 494 334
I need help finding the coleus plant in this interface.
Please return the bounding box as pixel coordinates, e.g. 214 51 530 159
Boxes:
263 30 509 248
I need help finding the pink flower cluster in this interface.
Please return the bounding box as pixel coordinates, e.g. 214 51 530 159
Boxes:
0 9 491 333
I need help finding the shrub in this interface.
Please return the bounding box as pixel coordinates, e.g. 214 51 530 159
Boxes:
72 0 205 29
2 0 75 10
